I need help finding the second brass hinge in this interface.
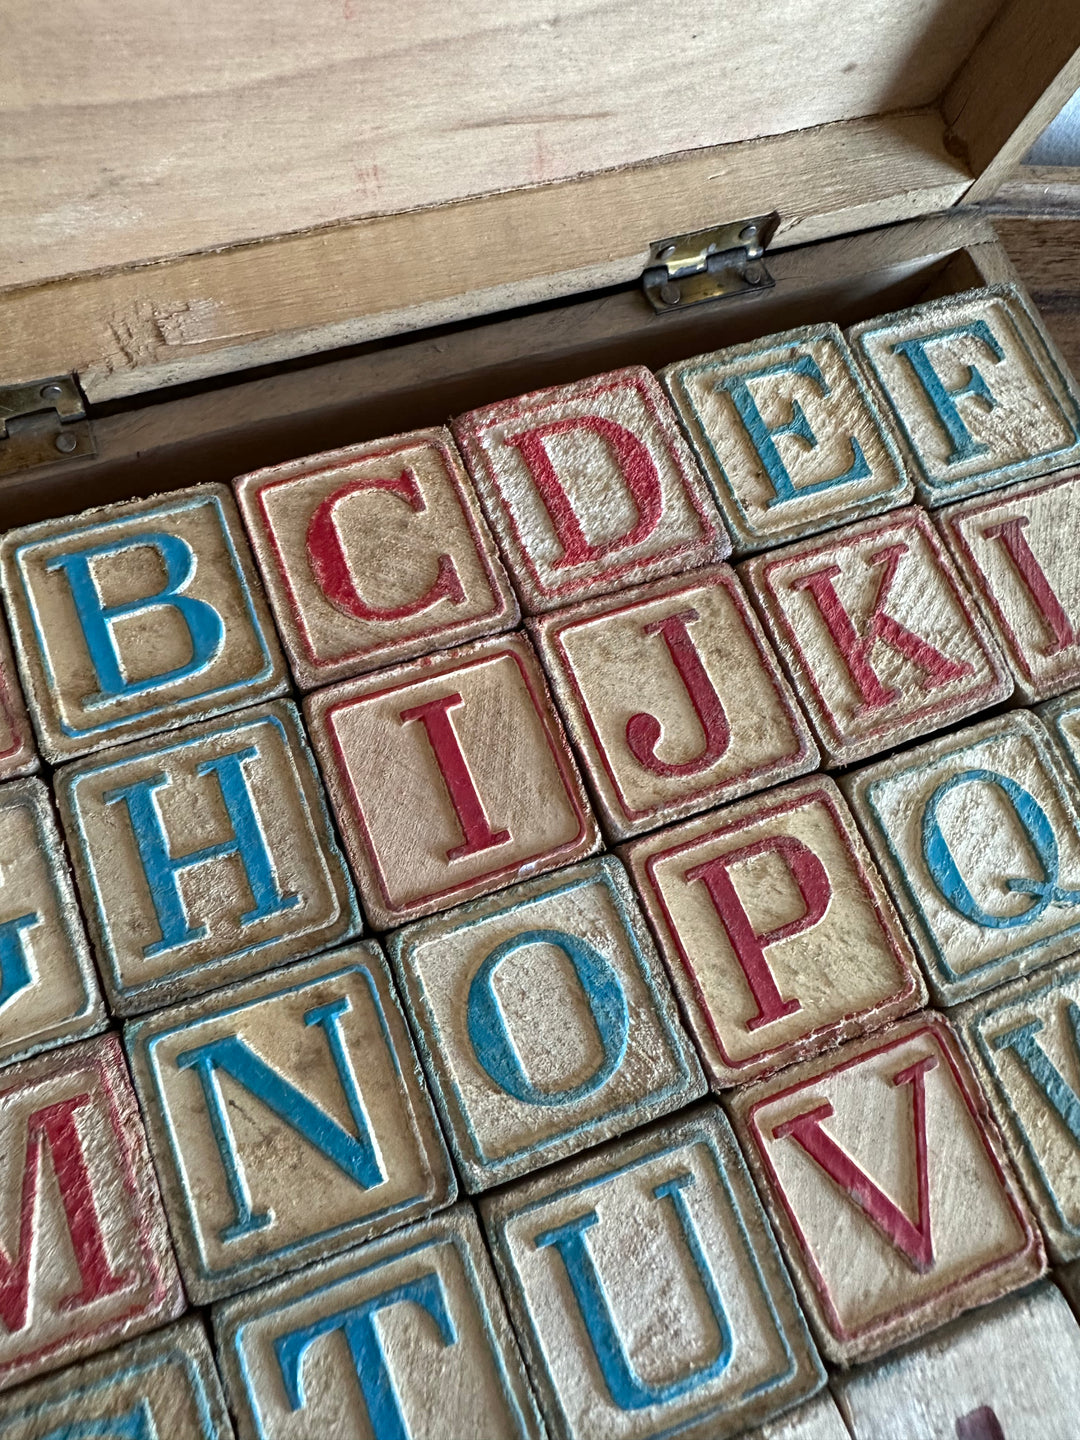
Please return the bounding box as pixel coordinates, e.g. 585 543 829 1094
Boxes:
643 212 780 313
0 375 95 477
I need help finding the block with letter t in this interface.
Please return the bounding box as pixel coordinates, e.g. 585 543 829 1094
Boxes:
0 485 288 763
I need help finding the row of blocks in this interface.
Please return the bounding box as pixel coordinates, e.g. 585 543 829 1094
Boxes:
0 283 1077 1434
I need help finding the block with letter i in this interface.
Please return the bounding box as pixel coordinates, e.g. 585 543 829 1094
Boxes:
56 699 359 1015
234 428 519 689
305 632 600 929
622 775 926 1089
660 323 911 555
452 366 728 613
126 943 454 1302
480 1103 823 1440
214 1205 543 1440
848 284 1080 507
726 1015 1045 1366
0 485 288 763
741 507 1011 767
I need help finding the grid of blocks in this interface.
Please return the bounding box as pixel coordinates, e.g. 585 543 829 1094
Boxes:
1 283 1080 1435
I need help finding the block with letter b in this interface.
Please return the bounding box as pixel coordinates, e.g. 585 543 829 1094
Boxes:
0 485 288 763
57 700 359 1015
727 1015 1044 1366
234 428 519 689
848 284 1080 507
660 323 911 555
453 366 728 613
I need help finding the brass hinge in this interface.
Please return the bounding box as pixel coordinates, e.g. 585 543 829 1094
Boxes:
643 212 780 314
0 375 95 477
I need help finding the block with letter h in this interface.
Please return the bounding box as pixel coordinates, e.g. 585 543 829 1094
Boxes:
234 428 519 689
453 366 728 613
848 284 1080 507
214 1205 543 1440
57 700 359 1014
388 856 705 1192
0 485 288 763
127 943 454 1302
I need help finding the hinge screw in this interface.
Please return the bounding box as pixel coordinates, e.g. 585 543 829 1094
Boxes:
659 282 681 306
40 384 64 401
745 262 765 286
54 432 78 454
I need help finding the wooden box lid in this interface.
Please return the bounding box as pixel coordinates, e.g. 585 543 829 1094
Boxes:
3 0 1080 402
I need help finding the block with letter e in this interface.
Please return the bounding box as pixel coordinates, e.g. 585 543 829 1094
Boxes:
0 485 288 763
727 1015 1044 1366
848 284 1080 508
234 428 518 689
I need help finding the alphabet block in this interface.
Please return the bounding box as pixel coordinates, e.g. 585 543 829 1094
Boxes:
0 777 104 1066
0 1033 184 1391
452 366 728 614
660 323 912 555
126 942 454 1302
480 1104 824 1440
0 1317 234 1438
741 507 1012 767
727 1015 1045 1366
844 711 1080 1005
57 700 359 1015
305 633 600 930
0 611 36 782
388 856 705 1192
1039 686 1080 781
622 776 925 1088
234 428 519 690
743 1392 849 1440
834 1282 1080 1439
214 1204 543 1440
530 566 818 840
938 469 1080 701
0 485 288 764
848 284 1080 507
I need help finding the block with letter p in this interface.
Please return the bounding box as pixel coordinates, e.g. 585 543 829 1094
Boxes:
0 485 288 762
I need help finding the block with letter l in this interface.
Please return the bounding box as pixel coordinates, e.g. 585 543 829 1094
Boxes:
0 485 288 763
56 700 359 1015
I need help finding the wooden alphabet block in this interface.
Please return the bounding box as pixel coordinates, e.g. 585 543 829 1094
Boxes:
848 284 1080 508
57 700 359 1015
834 1282 1080 1439
530 566 818 840
743 1392 849 1440
0 777 104 1066
660 323 912 555
126 942 454 1302
305 632 600 929
727 1015 1045 1366
388 855 705 1192
0 611 36 782
0 485 288 763
955 954 1080 1263
452 366 728 614
1039 685 1080 781
0 1318 234 1438
0 1033 184 1391
844 711 1080 1005
480 1104 824 1440
234 428 519 689
622 775 925 1089
214 1204 543 1440
938 469 1080 701
741 507 1012 767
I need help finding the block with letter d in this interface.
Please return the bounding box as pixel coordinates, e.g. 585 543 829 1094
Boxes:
0 485 288 762
57 700 359 1014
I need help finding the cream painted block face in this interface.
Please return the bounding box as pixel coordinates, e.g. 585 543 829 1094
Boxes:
0 485 288 762
126 943 455 1302
845 711 1080 1005
848 284 1080 506
388 857 704 1191
453 366 728 613
305 633 600 929
622 776 925 1087
234 428 518 689
531 566 817 839
742 1392 850 1440
728 1017 1044 1366
481 1106 824 1440
214 1206 544 1440
661 324 911 554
